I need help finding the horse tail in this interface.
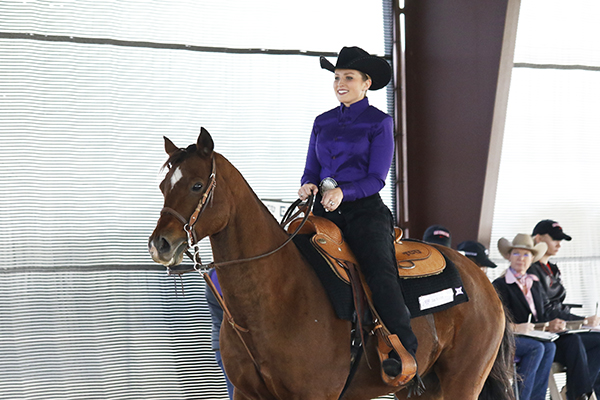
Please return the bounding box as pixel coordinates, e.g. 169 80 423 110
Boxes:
478 307 516 400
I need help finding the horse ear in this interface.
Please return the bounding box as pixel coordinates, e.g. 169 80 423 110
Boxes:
164 136 179 155
197 127 214 158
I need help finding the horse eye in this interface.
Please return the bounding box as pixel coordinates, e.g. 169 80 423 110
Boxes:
192 182 203 192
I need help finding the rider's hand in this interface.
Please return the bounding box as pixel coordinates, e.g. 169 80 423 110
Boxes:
321 187 343 212
298 183 318 201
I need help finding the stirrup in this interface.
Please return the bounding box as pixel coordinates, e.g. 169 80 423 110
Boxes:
374 326 417 387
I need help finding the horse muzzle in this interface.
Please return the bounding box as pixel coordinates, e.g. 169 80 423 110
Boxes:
148 234 187 267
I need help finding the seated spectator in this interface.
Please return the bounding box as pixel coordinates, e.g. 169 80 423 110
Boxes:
457 240 497 273
205 268 235 400
492 233 556 400
529 220 600 400
423 224 451 247
529 220 600 325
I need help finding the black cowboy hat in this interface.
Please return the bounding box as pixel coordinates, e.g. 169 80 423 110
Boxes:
320 46 392 91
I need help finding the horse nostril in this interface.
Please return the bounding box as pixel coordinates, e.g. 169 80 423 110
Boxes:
157 237 171 254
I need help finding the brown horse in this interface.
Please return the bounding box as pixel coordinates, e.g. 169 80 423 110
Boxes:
148 128 514 400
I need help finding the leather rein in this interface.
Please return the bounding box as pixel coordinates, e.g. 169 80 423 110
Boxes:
161 155 313 274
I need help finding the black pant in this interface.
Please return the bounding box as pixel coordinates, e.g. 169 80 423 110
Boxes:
555 332 600 400
314 193 418 355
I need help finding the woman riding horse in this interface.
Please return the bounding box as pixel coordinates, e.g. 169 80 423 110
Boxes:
298 46 417 380
149 127 514 400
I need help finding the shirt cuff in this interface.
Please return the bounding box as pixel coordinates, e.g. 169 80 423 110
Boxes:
338 184 355 202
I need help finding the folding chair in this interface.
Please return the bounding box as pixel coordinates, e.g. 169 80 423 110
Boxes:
548 362 598 400
513 357 520 400
548 362 565 400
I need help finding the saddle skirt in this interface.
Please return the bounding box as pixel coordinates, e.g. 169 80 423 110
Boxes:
287 215 446 284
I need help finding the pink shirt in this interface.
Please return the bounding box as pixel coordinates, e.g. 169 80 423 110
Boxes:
505 268 540 320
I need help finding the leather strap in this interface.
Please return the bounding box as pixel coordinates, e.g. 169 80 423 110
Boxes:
178 196 314 272
203 272 261 372
346 262 371 368
357 273 417 387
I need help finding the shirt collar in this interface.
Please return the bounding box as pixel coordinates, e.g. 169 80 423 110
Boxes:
338 97 370 124
505 267 539 284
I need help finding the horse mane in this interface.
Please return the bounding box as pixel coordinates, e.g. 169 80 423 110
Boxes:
161 144 198 170
163 145 284 228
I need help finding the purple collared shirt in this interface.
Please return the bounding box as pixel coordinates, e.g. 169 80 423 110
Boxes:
301 97 394 202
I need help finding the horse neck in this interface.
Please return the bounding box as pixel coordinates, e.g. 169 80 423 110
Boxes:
208 155 313 312
208 155 288 259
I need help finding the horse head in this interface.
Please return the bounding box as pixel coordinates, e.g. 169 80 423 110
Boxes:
148 127 229 266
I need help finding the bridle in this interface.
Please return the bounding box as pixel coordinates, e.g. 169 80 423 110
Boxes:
159 155 313 274
160 156 217 272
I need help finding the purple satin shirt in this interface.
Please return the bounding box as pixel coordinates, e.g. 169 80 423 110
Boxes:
301 97 394 202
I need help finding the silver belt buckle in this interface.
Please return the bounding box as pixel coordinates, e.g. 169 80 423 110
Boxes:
319 177 338 196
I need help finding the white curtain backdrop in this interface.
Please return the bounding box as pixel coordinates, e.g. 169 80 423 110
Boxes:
0 1 394 399
487 0 600 319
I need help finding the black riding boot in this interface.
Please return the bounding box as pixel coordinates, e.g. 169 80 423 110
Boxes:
315 194 419 362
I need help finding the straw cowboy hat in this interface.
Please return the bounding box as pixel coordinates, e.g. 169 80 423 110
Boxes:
497 233 548 263
320 46 392 91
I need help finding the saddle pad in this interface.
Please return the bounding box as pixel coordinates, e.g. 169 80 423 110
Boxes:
293 234 469 321
293 234 354 320
397 254 469 318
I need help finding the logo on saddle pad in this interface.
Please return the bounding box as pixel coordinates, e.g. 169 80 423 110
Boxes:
402 249 423 256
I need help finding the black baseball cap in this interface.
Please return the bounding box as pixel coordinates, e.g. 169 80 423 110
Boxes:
423 224 451 247
532 219 572 241
457 241 497 268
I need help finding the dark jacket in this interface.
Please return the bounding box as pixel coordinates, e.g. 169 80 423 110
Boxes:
528 261 582 321
492 274 560 324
